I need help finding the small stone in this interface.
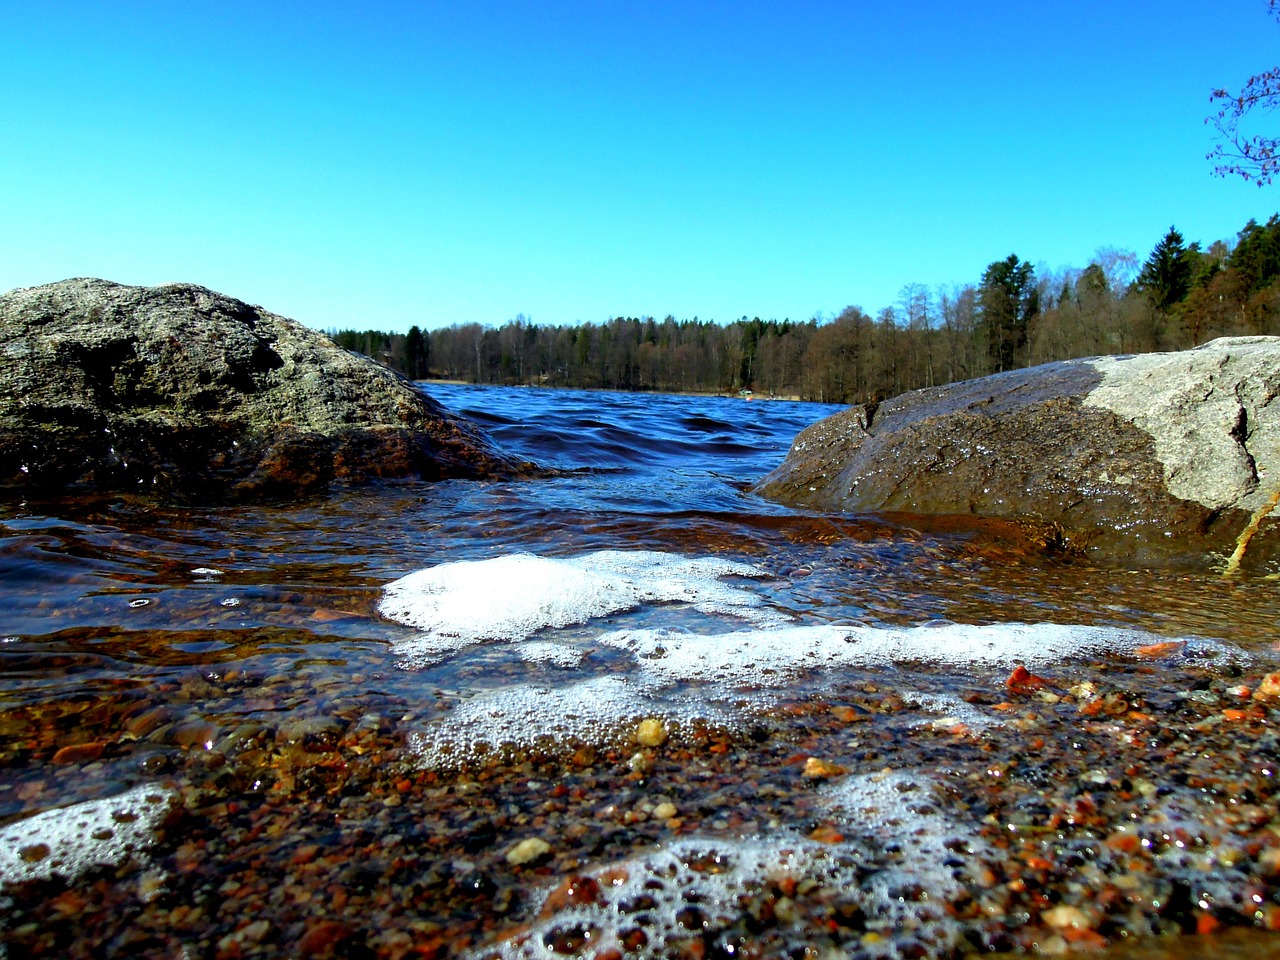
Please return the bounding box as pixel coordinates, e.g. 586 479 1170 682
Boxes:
541 875 601 916
652 802 678 820
774 896 800 924
1042 904 1092 930
52 742 106 764
298 920 353 956
627 751 654 774
506 837 552 866
809 824 845 844
801 756 848 779
18 843 50 863
635 718 668 747
1254 673 1280 702
1258 847 1280 877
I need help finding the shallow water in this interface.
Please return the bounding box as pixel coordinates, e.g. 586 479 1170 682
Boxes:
4 383 1280 959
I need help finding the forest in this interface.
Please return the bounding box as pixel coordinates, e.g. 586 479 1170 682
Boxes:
330 213 1280 404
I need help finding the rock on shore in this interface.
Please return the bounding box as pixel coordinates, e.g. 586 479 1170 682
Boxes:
0 278 533 499
754 337 1280 569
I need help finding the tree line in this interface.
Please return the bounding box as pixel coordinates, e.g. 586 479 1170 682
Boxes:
329 213 1280 404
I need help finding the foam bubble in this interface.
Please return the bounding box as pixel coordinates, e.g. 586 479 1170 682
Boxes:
516 641 587 668
410 675 724 770
380 551 779 666
902 691 1000 733
481 772 974 960
598 621 1232 687
820 769 964 895
0 784 172 884
415 621 1237 770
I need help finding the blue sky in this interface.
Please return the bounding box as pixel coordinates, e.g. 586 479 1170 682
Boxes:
2 1 1278 332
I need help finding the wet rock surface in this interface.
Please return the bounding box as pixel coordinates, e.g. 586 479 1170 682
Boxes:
0 279 533 499
753 337 1280 570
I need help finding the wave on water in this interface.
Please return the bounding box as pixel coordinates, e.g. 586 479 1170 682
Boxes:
422 383 836 478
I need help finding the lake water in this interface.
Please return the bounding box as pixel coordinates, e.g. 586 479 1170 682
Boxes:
4 383 1280 959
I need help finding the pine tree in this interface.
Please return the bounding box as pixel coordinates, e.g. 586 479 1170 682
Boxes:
1137 227 1193 311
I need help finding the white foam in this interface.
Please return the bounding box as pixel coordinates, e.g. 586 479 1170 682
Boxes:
0 784 172 884
598 621 1229 686
902 691 1000 733
414 621 1234 770
410 675 723 770
821 769 963 895
479 772 974 960
380 551 779 666
516 641 587 668
479 836 823 959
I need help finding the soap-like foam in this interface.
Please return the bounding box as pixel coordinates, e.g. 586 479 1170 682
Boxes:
380 551 780 666
478 770 973 960
0 784 172 884
410 674 725 770
903 691 1000 733
597 621 1232 686
517 641 587 668
412 621 1233 769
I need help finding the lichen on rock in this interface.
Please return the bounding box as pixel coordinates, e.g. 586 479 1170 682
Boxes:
0 278 535 499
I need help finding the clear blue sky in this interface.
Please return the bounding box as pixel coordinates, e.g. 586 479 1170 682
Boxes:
2 1 1278 333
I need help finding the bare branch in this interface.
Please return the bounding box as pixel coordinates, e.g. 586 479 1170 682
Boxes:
1207 7 1280 184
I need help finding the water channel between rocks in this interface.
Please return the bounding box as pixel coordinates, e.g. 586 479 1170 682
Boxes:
3 383 1280 959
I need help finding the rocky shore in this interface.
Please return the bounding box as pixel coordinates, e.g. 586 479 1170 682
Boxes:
754 337 1280 572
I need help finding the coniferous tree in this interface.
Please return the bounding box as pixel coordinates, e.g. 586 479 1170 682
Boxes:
978 255 1037 371
1137 227 1194 312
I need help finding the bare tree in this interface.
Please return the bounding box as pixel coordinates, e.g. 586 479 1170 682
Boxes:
1208 1 1280 185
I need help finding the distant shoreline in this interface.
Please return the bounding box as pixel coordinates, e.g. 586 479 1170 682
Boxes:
416 378 813 403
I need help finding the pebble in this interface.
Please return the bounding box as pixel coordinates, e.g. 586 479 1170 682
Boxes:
506 837 552 866
1254 672 1280 701
635 718 668 747
801 756 848 779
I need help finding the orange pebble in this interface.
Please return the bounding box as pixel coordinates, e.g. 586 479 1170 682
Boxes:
51 742 106 764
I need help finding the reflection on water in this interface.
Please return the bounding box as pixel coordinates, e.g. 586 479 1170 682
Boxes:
4 383 1280 958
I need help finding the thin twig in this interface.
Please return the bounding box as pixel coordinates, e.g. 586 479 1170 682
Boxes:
1222 480 1280 578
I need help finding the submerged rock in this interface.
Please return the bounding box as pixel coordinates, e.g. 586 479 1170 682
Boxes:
0 278 533 499
754 337 1280 569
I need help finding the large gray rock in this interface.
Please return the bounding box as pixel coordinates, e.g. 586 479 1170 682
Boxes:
0 278 533 499
754 337 1280 569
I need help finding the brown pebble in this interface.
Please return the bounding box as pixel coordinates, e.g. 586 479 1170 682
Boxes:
809 824 845 844
634 718 668 747
506 837 552 865
1258 847 1280 877
18 843 50 863
298 920 354 957
51 742 106 764
540 874 601 917
1254 673 1280 702
801 756 848 779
